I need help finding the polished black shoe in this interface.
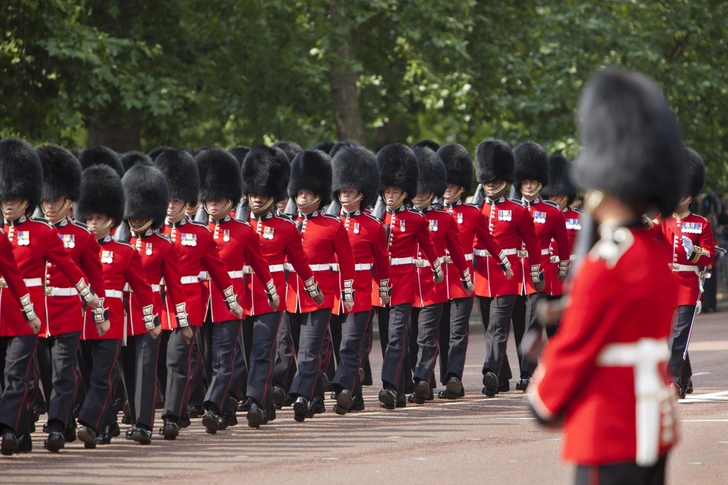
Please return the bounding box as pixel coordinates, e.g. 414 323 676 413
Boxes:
322 373 333 392
107 421 121 438
125 427 134 440
498 380 510 393
97 425 115 445
293 397 310 422
77 425 98 449
161 419 179 440
272 387 286 410
309 397 325 415
32 401 47 422
202 410 223 434
1 432 18 456
130 426 152 445
223 412 238 428
515 377 531 392
247 403 266 428
17 433 32 453
329 391 338 400
404 380 415 394
686 378 694 395
396 392 406 408
188 404 204 418
179 415 191 429
358 368 365 384
350 394 365 412
44 430 65 453
482 372 499 397
378 389 397 409
283 393 296 407
155 390 165 410
445 376 464 399
413 381 431 404
122 401 132 424
335 389 353 415
64 424 77 444
121 413 132 425
238 397 253 412
362 375 373 386
42 422 50 433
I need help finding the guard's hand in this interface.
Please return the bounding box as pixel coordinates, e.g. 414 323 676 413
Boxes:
681 236 694 259
149 324 162 339
96 319 111 337
464 282 474 296
88 295 101 310
27 316 41 334
534 278 546 292
380 296 390 307
180 325 193 345
269 294 280 312
343 300 354 313
312 291 325 306
231 306 244 320
505 268 514 280
557 273 568 283
433 273 444 285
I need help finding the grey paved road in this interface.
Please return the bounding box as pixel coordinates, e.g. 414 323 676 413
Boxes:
3 311 727 485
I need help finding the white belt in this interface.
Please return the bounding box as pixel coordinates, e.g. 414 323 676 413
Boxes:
415 259 431 268
464 253 473 262
229 270 245 278
330 263 340 272
105 289 124 299
198 271 209 280
49 287 79 297
309 264 333 272
0 277 43 289
474 248 518 257
181 275 199 284
596 338 672 466
390 257 413 266
550 256 560 263
151 284 161 292
541 248 550 256
670 264 699 273
355 263 372 271
270 264 286 273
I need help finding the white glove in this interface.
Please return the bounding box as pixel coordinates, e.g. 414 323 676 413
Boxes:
681 236 694 258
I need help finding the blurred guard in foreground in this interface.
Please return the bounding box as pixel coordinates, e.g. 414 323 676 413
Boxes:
527 68 683 485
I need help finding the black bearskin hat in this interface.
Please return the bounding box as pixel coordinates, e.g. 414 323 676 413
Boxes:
241 145 290 201
228 146 251 168
542 154 577 206
122 164 168 230
196 147 243 203
412 139 441 152
0 138 43 213
78 146 125 179
332 144 380 209
120 151 153 172
154 149 200 205
437 144 473 191
413 147 447 198
186 148 201 157
574 69 684 217
37 144 82 202
377 143 419 203
514 142 549 188
76 165 125 228
475 140 515 184
272 141 303 162
311 141 335 154
148 146 168 161
288 150 333 208
685 148 706 198
329 140 360 159
70 148 83 159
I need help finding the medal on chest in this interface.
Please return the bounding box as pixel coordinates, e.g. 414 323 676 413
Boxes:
428 219 438 232
498 210 512 222
399 219 406 233
145 242 153 256
353 223 360 235
682 222 703 234
533 211 547 224
17 231 30 246
566 218 581 230
263 226 274 240
223 229 230 243
181 233 197 246
457 212 463 224
101 250 114 264
61 233 76 248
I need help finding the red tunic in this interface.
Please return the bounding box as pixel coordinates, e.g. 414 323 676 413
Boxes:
474 197 541 298
247 212 315 316
443 201 505 300
161 217 236 327
287 211 356 313
1 217 89 337
382 206 440 307
528 226 678 466
658 213 715 306
545 207 582 296
414 207 468 307
0 230 32 323
126 230 186 337
518 199 570 296
205 215 273 321
83 236 155 341
44 217 106 337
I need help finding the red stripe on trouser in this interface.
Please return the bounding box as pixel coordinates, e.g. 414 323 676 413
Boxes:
260 313 283 404
94 341 121 431
15 337 39 431
177 331 197 418
219 324 241 409
308 314 332 398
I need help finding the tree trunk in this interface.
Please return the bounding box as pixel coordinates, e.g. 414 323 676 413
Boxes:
329 1 365 144
87 110 141 152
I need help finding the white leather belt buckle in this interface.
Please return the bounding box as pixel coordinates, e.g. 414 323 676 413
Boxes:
105 289 124 299
180 275 199 284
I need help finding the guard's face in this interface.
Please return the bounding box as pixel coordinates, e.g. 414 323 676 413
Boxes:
167 198 187 221
339 189 360 204
383 187 403 206
444 184 461 200
296 189 320 214
86 213 112 237
413 191 433 207
128 218 148 229
2 197 27 220
205 198 231 218
548 194 567 210
249 194 271 211
276 197 289 213
521 180 541 198
42 197 69 222
485 180 505 194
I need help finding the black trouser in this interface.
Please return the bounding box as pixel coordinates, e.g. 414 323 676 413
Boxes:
75 340 93 407
78 339 121 432
575 455 667 485
203 320 241 414
0 335 37 434
45 331 82 430
322 322 337 380
35 337 53 410
157 330 170 404
376 306 390 357
477 295 515 383
409 304 444 385
122 332 162 429
333 311 370 395
329 313 343 367
439 297 473 382
245 312 282 409
230 330 248 402
511 293 544 379
545 294 563 339
381 303 412 394
163 327 198 420
187 315 213 408
669 305 695 388
289 309 332 400
272 312 297 392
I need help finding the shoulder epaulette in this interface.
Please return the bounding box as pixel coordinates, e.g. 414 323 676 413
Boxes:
364 212 382 223
153 232 172 242
189 220 213 231
434 208 450 215
542 200 560 209
509 198 526 207
407 208 423 216
229 218 250 227
464 202 480 210
115 240 136 250
70 220 92 233
29 217 52 227
322 213 340 221
274 213 295 225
